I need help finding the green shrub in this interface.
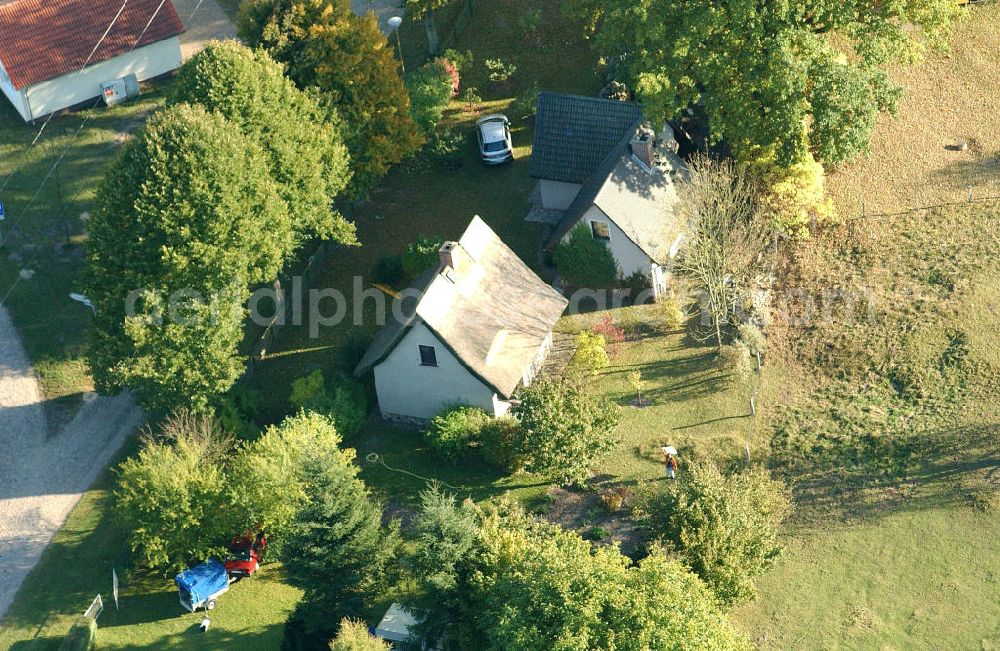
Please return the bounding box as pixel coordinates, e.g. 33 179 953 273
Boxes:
330 618 391 650
213 382 263 440
59 616 96 651
290 370 325 409
658 297 685 329
402 235 445 279
553 224 619 289
633 462 791 607
427 128 467 170
327 378 369 436
584 525 610 541
214 395 260 441
289 370 370 436
509 82 540 121
407 60 455 137
437 57 460 97
571 331 609 375
484 58 517 87
459 86 481 113
114 412 235 571
510 377 622 486
425 406 491 461
372 255 405 288
756 153 836 237
622 269 652 301
737 323 767 356
479 416 524 471
719 342 754 382
442 48 473 73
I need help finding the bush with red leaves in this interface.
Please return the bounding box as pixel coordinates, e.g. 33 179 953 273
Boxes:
592 316 625 358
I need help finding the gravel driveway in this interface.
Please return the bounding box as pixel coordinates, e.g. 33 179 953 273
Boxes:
0 306 143 621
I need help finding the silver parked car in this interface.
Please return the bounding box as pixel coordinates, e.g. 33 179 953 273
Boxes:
476 114 513 165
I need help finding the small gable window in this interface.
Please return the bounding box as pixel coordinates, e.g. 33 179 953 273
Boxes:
419 345 438 367
590 221 611 240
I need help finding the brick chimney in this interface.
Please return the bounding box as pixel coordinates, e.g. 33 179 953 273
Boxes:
439 241 459 271
630 126 656 168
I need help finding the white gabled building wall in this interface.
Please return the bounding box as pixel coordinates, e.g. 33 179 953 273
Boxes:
0 59 29 120
562 205 669 297
373 322 508 422
2 36 181 122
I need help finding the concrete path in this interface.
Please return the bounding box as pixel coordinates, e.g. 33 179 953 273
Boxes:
172 0 239 61
0 306 144 621
351 0 403 34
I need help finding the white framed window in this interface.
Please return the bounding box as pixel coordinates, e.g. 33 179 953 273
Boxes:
419 344 438 367
590 220 611 240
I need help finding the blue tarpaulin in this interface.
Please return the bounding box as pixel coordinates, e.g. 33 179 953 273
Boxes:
175 559 228 607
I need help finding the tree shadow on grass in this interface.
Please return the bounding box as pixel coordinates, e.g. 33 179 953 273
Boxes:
94 621 286 650
930 151 1000 189
626 351 731 404
778 423 1000 528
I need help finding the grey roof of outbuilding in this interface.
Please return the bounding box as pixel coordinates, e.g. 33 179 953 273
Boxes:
354 216 568 398
544 127 687 265
529 92 644 184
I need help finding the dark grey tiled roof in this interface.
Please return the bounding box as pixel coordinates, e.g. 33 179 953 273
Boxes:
529 92 643 184
545 126 686 264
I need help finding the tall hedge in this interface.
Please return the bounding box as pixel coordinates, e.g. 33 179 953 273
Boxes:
84 104 287 412
552 224 619 289
171 40 355 248
239 0 424 195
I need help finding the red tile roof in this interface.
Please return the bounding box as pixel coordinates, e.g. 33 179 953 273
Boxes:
0 0 184 90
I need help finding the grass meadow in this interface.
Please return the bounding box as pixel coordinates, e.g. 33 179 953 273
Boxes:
2 0 999 648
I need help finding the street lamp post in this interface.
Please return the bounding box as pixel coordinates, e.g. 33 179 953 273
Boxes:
387 16 405 76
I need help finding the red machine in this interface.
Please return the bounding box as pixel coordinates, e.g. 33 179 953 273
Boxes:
223 531 267 580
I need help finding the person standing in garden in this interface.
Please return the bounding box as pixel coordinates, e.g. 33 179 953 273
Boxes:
663 446 679 480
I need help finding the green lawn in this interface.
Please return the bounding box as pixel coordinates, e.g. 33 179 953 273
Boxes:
351 304 752 511
736 507 1000 649
0 88 168 426
0 440 301 650
734 202 1000 645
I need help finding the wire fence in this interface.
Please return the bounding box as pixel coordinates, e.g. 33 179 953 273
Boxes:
841 193 1000 224
242 239 336 377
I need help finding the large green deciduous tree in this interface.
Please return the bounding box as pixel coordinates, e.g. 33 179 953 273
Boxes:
441 498 750 650
171 40 355 249
227 411 346 559
570 0 959 167
511 377 621 486
84 104 288 413
114 412 236 572
238 0 424 195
